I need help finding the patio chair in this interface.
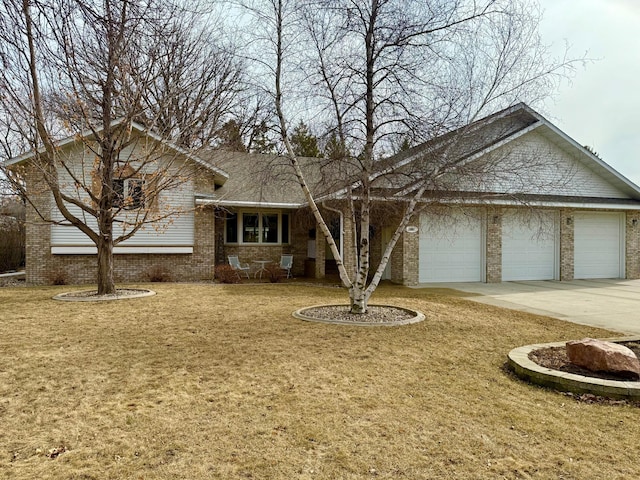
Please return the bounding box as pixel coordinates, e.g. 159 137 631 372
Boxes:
228 255 250 279
279 254 293 279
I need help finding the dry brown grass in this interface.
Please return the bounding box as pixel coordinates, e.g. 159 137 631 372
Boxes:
0 283 638 479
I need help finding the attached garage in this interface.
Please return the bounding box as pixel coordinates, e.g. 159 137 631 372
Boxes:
574 212 625 279
419 212 484 283
502 211 558 281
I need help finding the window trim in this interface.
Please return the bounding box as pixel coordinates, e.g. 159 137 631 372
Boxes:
224 210 290 245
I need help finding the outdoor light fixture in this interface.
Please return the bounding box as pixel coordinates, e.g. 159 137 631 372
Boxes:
566 217 573 226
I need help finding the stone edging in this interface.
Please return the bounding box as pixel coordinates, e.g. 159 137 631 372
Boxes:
53 289 156 302
507 336 640 400
293 304 425 327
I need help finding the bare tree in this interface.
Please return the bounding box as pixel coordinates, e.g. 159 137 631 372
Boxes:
0 0 243 294
243 0 578 313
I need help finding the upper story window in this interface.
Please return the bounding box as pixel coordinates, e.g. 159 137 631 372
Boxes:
113 178 145 210
225 211 290 244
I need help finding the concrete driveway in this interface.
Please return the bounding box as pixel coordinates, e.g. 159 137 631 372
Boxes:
417 279 640 335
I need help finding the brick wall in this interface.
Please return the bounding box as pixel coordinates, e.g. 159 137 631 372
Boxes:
401 221 419 286
25 166 53 285
486 208 502 283
559 208 575 281
24 162 217 285
625 210 640 279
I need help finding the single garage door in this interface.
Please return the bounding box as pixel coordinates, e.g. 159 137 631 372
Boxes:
502 211 558 281
574 212 624 279
419 212 483 282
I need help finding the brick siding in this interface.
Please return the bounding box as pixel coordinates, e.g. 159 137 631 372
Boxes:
626 210 640 279
559 208 574 281
486 208 502 283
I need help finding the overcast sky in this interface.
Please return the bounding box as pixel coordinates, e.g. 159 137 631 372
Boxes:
538 0 640 186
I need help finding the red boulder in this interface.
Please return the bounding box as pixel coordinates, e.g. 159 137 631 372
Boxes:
566 338 640 379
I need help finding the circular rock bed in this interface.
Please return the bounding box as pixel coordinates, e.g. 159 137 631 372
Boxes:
508 336 640 400
293 304 425 326
53 288 156 302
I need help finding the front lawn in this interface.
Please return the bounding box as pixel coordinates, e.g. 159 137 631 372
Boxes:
0 283 637 479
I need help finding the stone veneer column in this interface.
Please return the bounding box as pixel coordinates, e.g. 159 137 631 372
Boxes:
625 210 640 279
559 208 574 281
485 208 502 283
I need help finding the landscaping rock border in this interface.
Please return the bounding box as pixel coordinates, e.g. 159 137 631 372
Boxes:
53 288 156 302
293 304 425 326
508 336 640 400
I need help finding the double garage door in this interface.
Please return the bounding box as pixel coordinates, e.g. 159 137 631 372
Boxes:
419 211 624 283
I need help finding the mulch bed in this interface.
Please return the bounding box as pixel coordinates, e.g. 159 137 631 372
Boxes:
303 305 416 324
529 341 640 381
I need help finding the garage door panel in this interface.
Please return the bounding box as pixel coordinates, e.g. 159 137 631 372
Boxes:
419 213 483 283
574 212 623 279
502 212 557 281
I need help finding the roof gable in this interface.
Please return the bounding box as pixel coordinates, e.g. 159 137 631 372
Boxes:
6 121 229 184
380 103 640 202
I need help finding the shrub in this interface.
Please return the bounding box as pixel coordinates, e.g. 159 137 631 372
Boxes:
50 271 68 285
264 263 284 283
214 264 241 284
0 216 25 272
147 265 173 282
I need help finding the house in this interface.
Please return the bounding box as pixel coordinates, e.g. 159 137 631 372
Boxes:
7 103 640 286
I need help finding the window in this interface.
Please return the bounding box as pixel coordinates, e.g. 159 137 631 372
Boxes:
243 213 259 243
113 178 145 210
262 214 278 243
281 213 290 244
225 211 290 244
226 212 238 243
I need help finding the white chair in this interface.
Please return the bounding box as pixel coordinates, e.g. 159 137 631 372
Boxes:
228 255 250 278
280 254 293 278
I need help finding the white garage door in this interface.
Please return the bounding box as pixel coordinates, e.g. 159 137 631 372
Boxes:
419 213 483 283
502 211 558 281
574 212 624 279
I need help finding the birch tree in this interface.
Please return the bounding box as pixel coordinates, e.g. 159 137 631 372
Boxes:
243 0 577 313
0 0 243 294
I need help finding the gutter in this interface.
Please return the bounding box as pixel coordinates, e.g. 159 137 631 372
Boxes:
359 195 640 211
195 198 304 209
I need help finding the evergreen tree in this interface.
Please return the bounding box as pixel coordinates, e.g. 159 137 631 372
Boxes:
249 121 278 154
323 132 347 161
290 121 321 157
218 120 247 152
